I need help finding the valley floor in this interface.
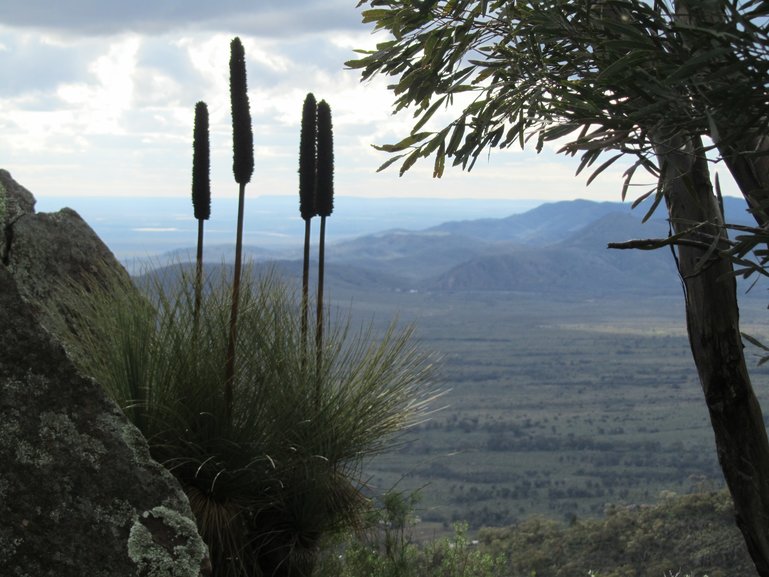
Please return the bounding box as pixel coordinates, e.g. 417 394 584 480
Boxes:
335 289 769 531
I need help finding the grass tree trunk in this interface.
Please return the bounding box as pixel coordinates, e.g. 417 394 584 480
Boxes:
315 215 327 378
655 131 769 577
193 215 207 330
226 37 254 424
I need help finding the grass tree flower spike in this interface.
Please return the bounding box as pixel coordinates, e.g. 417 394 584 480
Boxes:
315 99 334 385
191 101 210 324
299 92 318 365
230 37 254 186
225 36 254 424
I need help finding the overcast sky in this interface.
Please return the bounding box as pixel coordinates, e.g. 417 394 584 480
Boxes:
0 1 738 205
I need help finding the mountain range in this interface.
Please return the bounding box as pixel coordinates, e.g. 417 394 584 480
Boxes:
139 196 763 298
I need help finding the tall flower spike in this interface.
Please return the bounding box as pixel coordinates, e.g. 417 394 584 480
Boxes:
226 36 254 424
315 99 334 393
299 93 318 368
230 37 254 185
316 100 334 218
299 93 318 221
191 101 211 326
192 101 211 221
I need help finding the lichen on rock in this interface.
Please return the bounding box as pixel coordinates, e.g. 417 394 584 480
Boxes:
128 506 209 577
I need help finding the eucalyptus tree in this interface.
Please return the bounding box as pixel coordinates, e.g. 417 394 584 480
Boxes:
348 1 769 573
299 92 318 362
191 100 211 323
315 99 335 378
226 36 254 422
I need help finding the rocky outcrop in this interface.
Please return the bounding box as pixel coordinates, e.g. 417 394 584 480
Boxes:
0 170 210 577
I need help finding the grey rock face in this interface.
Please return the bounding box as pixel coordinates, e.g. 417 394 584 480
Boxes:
0 170 210 577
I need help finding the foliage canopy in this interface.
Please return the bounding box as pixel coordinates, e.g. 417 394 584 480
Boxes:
348 0 769 208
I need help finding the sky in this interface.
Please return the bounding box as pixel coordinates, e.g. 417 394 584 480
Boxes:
0 1 741 206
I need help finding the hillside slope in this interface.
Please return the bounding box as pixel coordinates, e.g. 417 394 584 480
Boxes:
139 197 760 297
479 491 754 577
426 212 679 294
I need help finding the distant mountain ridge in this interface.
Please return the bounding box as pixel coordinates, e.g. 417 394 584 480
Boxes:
139 197 760 298
427 199 635 244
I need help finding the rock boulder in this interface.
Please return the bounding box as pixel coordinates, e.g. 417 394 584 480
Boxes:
0 170 210 577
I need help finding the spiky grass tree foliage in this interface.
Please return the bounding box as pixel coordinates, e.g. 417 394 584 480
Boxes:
54 265 441 577
226 36 254 423
315 99 334 379
192 101 211 324
298 92 318 364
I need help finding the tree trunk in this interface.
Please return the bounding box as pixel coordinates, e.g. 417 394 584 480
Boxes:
715 133 769 227
655 131 769 576
674 0 769 225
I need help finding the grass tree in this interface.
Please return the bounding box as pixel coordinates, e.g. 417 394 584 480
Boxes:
191 100 211 323
226 36 254 423
315 99 334 380
298 92 318 364
53 266 440 577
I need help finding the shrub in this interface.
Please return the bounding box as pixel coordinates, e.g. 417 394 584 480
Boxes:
317 491 505 577
54 264 441 577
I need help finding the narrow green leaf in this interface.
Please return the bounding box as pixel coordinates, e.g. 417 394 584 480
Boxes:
433 141 446 178
399 149 421 176
361 9 392 23
597 51 651 83
374 131 433 153
630 189 654 209
420 127 449 157
641 191 665 223
412 96 447 132
543 122 581 141
586 153 624 186
743 332 769 353
376 153 406 173
447 122 466 155
575 149 601 176
666 47 732 83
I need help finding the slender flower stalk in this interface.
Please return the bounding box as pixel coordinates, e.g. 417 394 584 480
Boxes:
191 101 211 326
225 36 254 423
315 99 334 387
299 93 318 367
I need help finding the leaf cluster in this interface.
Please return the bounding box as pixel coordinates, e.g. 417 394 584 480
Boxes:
348 0 769 198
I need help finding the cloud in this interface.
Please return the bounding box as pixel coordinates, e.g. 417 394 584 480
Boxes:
0 0 361 37
0 4 634 203
0 30 98 96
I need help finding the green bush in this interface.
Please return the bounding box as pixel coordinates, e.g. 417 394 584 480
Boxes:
54 264 441 577
316 491 505 577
